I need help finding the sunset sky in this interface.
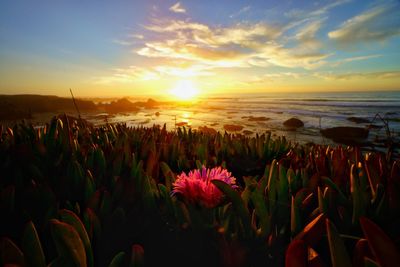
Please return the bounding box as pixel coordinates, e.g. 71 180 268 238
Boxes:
0 0 399 98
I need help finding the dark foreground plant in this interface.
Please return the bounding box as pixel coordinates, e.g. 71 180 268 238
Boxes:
0 115 399 267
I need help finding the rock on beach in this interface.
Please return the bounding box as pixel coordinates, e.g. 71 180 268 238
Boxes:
283 118 304 130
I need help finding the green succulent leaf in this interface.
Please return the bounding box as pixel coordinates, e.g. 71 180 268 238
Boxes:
267 160 278 213
100 190 112 219
50 219 87 267
108 252 126 267
350 164 366 225
317 187 328 214
0 237 25 266
257 164 270 194
321 176 348 206
94 147 106 178
84 170 96 205
59 209 94 267
326 218 352 267
47 257 75 267
212 180 253 238
277 164 290 224
22 221 46 267
364 257 380 267
250 184 270 238
160 162 176 192
82 208 101 244
290 196 302 237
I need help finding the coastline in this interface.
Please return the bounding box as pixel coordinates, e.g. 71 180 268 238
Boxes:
1 92 399 156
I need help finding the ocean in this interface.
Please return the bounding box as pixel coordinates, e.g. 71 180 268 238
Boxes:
84 90 400 150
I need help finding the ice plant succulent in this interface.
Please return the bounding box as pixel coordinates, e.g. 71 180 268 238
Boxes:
172 166 237 208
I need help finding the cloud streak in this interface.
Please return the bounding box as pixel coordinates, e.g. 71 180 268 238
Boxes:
328 2 400 46
331 54 382 67
93 66 160 84
229 5 251 18
315 71 400 81
294 19 325 51
247 72 302 84
169 2 186 13
113 39 132 46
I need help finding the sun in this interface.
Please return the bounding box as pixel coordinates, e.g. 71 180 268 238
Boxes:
169 80 199 101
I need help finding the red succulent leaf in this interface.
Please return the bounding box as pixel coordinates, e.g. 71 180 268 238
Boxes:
285 239 307 267
294 213 326 247
353 239 373 267
360 217 400 267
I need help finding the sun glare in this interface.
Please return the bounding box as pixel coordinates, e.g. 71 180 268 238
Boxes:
170 80 199 101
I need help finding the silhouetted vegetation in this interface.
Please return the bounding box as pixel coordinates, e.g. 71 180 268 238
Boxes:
0 115 399 267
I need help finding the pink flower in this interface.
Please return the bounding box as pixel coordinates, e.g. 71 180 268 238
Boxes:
172 166 237 208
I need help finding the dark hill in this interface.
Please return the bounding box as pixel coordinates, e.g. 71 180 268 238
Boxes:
0 94 97 120
100 98 140 113
97 98 160 113
133 98 159 109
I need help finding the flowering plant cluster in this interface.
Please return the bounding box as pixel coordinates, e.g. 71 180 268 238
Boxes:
172 166 237 208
